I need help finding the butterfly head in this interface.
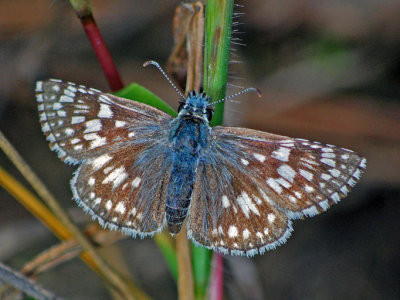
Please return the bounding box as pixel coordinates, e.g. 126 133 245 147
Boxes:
178 90 214 122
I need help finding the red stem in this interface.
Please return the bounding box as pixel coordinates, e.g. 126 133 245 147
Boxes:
209 253 223 300
80 15 124 91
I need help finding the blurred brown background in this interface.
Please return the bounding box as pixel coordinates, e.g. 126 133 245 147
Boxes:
0 0 399 299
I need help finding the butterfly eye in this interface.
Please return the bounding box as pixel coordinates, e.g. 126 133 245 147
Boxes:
178 102 185 113
206 107 214 121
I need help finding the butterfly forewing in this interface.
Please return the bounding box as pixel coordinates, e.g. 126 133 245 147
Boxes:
188 126 366 256
36 80 172 164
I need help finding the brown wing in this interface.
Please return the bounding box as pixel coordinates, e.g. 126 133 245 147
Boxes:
36 79 172 164
187 126 366 256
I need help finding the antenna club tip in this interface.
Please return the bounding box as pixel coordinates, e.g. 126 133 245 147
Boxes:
143 60 158 68
255 88 262 98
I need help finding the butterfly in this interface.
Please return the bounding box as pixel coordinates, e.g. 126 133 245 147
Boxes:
36 61 366 256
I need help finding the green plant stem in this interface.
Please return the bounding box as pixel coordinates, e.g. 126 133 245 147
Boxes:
203 0 234 126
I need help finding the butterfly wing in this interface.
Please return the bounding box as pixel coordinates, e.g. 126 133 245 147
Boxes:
187 126 366 256
36 79 172 164
36 79 174 235
72 141 172 236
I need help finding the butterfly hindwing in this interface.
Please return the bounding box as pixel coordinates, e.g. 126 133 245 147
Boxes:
187 126 366 256
188 155 293 256
72 135 173 236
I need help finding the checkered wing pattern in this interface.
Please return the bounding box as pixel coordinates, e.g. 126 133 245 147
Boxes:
36 79 173 235
36 79 172 164
188 126 366 256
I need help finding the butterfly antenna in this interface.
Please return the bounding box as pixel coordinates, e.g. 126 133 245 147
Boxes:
143 60 185 100
210 87 262 106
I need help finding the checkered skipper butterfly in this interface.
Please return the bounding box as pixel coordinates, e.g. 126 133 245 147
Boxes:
36 61 366 256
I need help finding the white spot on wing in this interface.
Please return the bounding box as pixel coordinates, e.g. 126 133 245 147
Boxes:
359 158 367 168
277 164 296 183
70 138 80 145
93 198 101 206
64 89 75 97
228 225 238 238
91 154 112 171
271 147 291 162
331 192 340 203
84 119 102 133
36 81 43 92
321 173 332 181
321 158 336 168
222 195 230 208
57 110 66 117
236 192 260 218
267 178 282 194
329 169 341 178
41 122 50 132
267 213 276 223
322 152 336 158
105 200 112 211
319 199 329 210
71 116 85 124
115 202 126 214
101 167 128 189
52 85 60 92
240 158 249 165
253 153 266 162
53 102 63 110
98 103 113 118
60 95 74 103
305 185 314 193
115 120 127 128
299 169 314 181
84 133 107 149
353 169 361 179
276 177 291 189
88 177 95 186
131 177 141 188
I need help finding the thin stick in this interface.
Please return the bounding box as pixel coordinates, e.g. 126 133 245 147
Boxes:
176 227 194 300
0 261 60 300
69 0 124 91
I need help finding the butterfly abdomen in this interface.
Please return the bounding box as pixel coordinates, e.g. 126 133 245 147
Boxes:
166 118 209 234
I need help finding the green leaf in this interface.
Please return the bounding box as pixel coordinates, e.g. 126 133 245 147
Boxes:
114 83 176 117
154 234 178 282
191 245 213 300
